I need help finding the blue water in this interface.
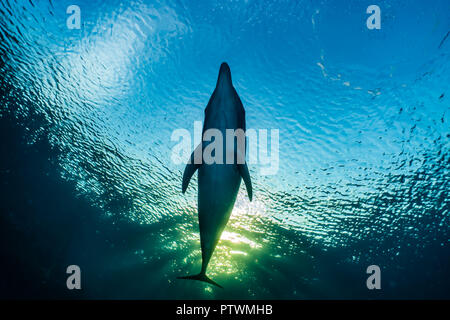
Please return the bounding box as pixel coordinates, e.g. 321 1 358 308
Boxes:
0 0 449 299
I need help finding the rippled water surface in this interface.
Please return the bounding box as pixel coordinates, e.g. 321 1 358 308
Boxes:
0 0 449 299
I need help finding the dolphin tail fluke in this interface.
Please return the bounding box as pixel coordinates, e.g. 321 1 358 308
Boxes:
177 273 223 288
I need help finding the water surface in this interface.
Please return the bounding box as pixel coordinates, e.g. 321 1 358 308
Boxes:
0 0 449 299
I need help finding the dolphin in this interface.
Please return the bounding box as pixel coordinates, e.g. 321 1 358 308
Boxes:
178 62 253 288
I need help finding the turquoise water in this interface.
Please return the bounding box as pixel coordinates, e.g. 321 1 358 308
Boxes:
0 0 449 299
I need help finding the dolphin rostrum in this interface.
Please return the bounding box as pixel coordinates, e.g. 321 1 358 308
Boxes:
178 62 253 288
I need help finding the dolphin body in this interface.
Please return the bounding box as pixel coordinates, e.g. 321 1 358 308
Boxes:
178 62 253 288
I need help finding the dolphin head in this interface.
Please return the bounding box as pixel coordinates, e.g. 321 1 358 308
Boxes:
216 62 232 87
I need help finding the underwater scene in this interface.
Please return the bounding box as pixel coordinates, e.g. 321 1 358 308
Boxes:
0 0 449 299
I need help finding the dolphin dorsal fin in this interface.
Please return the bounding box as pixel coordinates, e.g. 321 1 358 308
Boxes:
182 144 202 193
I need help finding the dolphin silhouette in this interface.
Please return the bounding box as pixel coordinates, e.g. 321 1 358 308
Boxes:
178 62 253 288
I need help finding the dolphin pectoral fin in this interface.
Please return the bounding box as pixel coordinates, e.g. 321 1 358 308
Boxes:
182 162 200 193
177 274 223 288
237 162 253 201
182 144 202 193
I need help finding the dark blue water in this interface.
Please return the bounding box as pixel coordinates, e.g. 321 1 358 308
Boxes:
0 0 449 299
